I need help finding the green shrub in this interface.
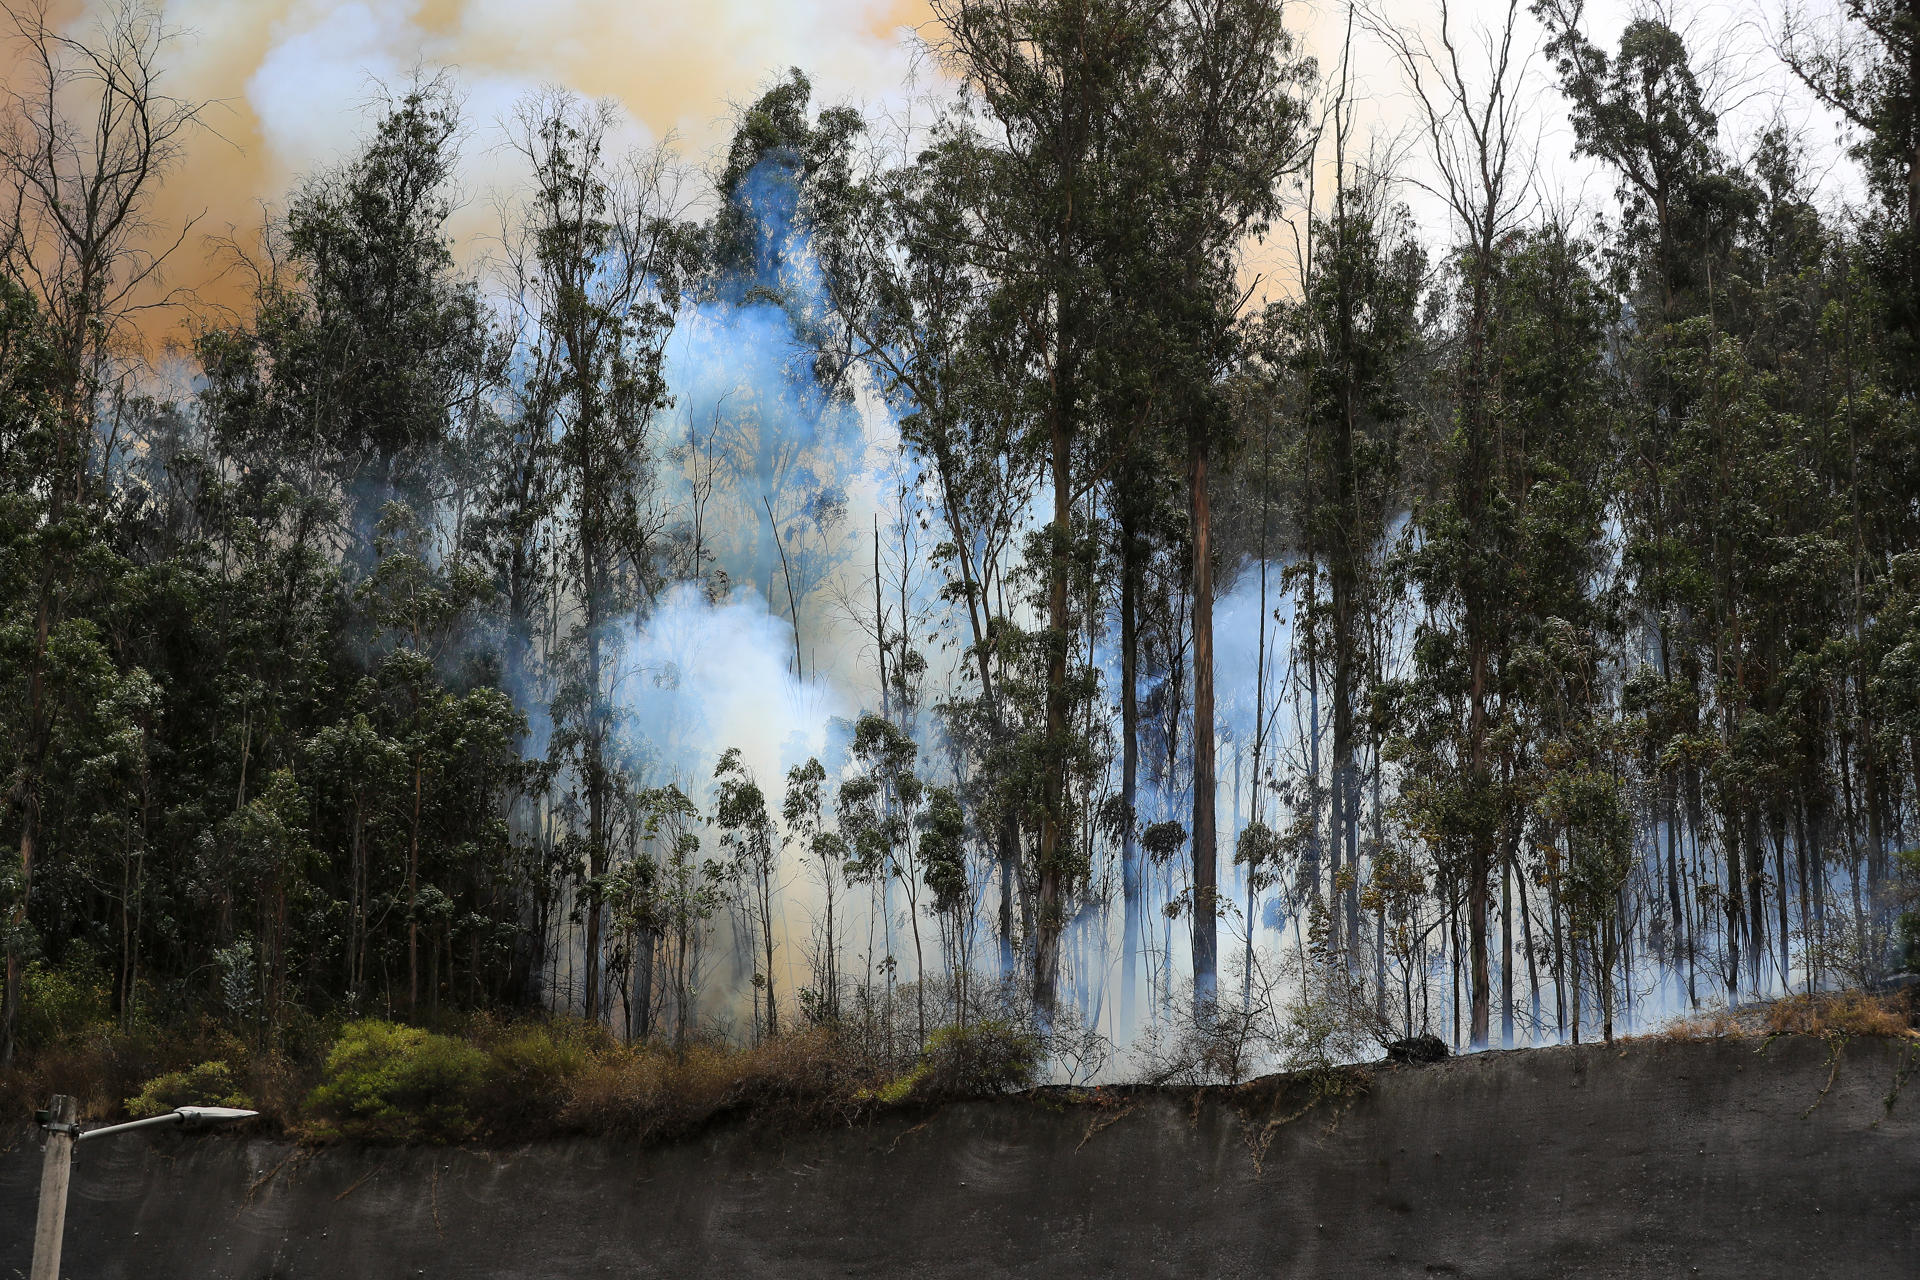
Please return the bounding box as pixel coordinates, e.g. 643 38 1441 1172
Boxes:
475 1022 593 1130
1897 849 1920 973
126 1060 253 1118
923 1020 1040 1095
302 1020 488 1142
869 1020 1040 1104
871 1061 929 1105
19 959 111 1049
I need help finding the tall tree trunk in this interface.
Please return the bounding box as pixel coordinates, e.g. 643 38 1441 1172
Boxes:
1501 850 1514 1048
1330 267 1361 960
1303 562 1323 911
1034 411 1072 1019
1723 801 1744 1000
1666 781 1691 1007
1120 508 1143 1025
1794 794 1815 992
408 757 422 1016
583 579 607 1025
1189 426 1218 1014
1772 811 1792 991
1745 802 1768 991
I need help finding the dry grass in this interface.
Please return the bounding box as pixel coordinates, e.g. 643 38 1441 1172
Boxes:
1649 1004 1768 1042
1763 991 1917 1040
562 1027 882 1141
1646 989 1918 1044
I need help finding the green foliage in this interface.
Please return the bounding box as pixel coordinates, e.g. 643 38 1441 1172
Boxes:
869 1020 1040 1104
1142 821 1187 866
919 786 969 916
302 1020 489 1142
838 714 922 886
1279 902 1387 1072
483 1023 593 1097
1896 850 1920 972
126 1060 253 1118
18 959 111 1049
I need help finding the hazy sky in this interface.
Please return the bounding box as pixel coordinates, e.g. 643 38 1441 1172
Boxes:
21 0 1865 326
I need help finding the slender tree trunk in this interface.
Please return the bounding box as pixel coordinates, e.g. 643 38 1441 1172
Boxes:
1772 812 1792 991
583 587 607 1025
1518 851 1541 1039
1745 803 1767 991
1189 426 1218 1014
1666 783 1691 1007
1501 853 1514 1048
1794 794 1816 992
408 757 422 1016
1120 509 1143 1025
1330 359 1360 962
1549 865 1566 1039
1723 802 1743 1001
1035 410 1073 1019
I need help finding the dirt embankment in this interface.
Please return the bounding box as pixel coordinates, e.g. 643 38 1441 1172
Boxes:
2 1034 1916 1279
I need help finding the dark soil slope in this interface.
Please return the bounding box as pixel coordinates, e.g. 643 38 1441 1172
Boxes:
3 1034 1916 1278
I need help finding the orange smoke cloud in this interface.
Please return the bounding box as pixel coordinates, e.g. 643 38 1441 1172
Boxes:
18 0 1609 346
10 0 936 347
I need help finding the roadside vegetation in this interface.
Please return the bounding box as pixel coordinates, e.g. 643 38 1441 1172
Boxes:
1 961 1042 1143
6 953 1912 1148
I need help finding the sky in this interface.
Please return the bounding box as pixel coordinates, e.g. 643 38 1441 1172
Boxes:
17 0 1864 336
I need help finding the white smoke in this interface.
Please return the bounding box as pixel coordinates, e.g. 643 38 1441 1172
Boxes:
615 582 852 792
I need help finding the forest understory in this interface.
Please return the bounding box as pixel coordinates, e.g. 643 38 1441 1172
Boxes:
3 979 1914 1147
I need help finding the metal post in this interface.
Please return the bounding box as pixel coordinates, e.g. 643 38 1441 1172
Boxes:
31 1093 76 1280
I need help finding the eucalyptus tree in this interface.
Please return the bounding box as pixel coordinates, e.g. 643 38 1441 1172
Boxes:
1535 3 1799 999
505 89 697 1024
927 0 1164 1018
928 0 1310 1019
812 113 1038 981
1369 0 1532 1048
632 785 721 1051
919 784 975 1020
356 505 525 1016
713 747 781 1038
201 77 500 666
1105 437 1187 1022
1272 172 1425 962
838 712 932 1048
1479 223 1616 1040
783 756 846 1020
285 80 499 559
1121 0 1312 1014
1779 0 1920 372
0 277 148 1063
1775 1 1920 975
0 0 204 1063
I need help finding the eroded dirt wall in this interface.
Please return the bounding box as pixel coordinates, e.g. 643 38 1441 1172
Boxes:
2 1035 1916 1278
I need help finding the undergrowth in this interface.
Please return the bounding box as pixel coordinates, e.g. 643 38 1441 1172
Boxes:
1763 991 1916 1040
1650 989 1918 1043
1 1003 1044 1146
8 974 1915 1148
